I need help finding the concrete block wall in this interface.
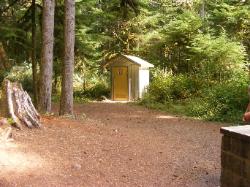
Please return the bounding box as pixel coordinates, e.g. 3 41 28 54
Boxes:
220 125 250 187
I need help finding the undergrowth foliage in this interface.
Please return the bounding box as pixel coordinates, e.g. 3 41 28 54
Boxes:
6 63 33 93
187 74 249 122
142 68 249 123
74 82 110 101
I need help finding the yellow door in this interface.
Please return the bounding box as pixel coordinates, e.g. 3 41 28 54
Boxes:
112 67 128 101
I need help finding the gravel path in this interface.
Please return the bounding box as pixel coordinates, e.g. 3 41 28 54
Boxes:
0 102 223 187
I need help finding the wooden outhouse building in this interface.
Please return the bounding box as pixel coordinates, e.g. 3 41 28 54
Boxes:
103 54 154 101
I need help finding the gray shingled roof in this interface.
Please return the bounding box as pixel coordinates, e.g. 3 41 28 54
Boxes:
122 55 154 68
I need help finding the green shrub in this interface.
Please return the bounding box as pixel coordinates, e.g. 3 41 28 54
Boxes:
89 83 110 99
187 73 249 122
147 69 173 103
142 68 249 123
74 82 110 101
146 69 203 103
6 62 33 93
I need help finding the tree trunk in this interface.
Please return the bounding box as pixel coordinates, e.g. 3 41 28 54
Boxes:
1 80 42 129
200 0 205 20
32 0 38 108
0 42 8 70
59 0 75 115
39 0 55 113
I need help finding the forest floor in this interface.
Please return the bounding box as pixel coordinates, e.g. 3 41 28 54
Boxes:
0 102 224 187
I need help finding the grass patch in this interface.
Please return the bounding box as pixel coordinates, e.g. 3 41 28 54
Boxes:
139 98 245 124
138 99 192 117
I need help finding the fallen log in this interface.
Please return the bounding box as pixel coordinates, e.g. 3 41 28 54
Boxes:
1 79 42 129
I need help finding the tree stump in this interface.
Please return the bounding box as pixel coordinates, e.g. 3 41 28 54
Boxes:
1 79 42 129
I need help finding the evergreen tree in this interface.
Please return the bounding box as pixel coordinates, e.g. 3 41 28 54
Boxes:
60 0 75 115
39 0 55 113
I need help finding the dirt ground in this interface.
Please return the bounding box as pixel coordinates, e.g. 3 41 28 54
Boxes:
0 102 224 187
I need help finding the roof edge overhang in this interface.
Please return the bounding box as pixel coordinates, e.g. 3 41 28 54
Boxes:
102 54 154 69
122 55 154 68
